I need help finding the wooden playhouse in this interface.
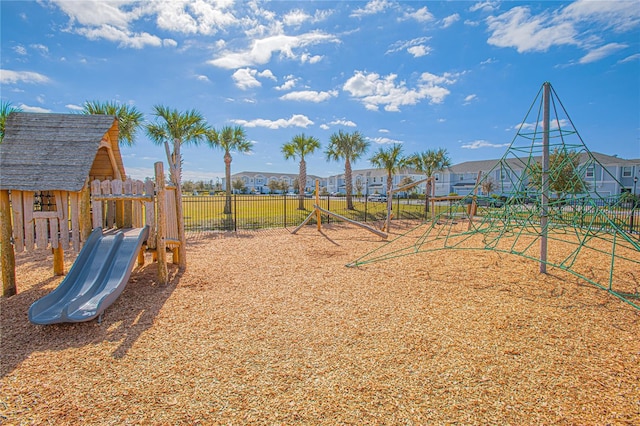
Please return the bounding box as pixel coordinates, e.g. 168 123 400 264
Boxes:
0 112 177 297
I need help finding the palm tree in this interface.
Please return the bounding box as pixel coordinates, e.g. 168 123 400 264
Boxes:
325 130 369 210
146 105 209 269
207 125 252 214
410 148 452 213
282 133 321 210
370 144 407 232
369 144 406 196
0 101 22 143
82 100 143 146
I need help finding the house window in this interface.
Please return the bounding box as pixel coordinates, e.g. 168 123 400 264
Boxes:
434 173 441 182
460 175 464 181
622 166 632 178
586 166 594 178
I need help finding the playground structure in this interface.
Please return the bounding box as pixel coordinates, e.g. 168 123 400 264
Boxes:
349 82 640 309
291 180 388 238
0 112 182 322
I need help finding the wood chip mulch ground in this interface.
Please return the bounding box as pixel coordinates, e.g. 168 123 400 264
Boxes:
1 222 639 425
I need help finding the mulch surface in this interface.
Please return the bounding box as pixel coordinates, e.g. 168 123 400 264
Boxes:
1 222 639 424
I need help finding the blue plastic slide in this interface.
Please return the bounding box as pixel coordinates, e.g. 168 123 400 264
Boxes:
29 226 149 325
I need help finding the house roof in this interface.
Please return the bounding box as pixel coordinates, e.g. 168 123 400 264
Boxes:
448 152 638 174
0 112 122 192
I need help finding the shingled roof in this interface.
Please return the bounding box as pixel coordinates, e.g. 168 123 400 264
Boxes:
0 112 123 192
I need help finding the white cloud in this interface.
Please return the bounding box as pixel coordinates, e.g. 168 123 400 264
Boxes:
163 38 178 48
232 114 314 129
283 9 311 27
258 69 277 80
579 43 627 64
343 70 459 112
486 6 578 53
486 1 640 57
516 118 569 131
50 0 238 48
378 128 389 133
232 68 261 90
196 74 210 82
386 36 431 54
461 140 508 149
350 0 392 18
320 124 329 130
76 25 163 49
279 90 338 102
619 53 640 63
368 136 402 145
18 103 51 113
13 45 27 55
65 104 84 111
275 76 298 90
442 13 460 28
300 53 323 64
209 31 339 69
329 119 357 127
403 6 435 23
407 45 430 58
469 1 500 13
232 68 276 90
463 94 477 104
31 43 49 55
152 1 238 35
0 69 50 84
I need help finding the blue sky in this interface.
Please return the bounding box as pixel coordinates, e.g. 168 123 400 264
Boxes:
1 0 639 182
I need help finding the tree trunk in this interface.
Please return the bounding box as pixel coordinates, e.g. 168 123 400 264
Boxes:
224 153 232 215
298 158 306 210
345 159 354 210
168 138 187 270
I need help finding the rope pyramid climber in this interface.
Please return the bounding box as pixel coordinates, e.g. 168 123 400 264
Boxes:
348 82 640 309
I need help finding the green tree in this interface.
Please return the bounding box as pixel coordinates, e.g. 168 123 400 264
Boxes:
410 148 452 213
207 125 252 214
82 100 143 146
232 178 246 194
0 101 22 143
325 130 369 210
369 144 406 196
146 105 209 269
527 148 589 199
481 176 496 196
282 133 321 210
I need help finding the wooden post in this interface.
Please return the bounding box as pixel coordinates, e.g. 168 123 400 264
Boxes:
155 162 168 285
467 171 482 230
79 182 92 244
1 190 17 297
315 180 321 231
52 246 64 276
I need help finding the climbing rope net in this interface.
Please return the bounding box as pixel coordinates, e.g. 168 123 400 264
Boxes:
349 83 640 309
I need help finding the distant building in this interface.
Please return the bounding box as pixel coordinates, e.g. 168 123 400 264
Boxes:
226 171 326 194
225 152 639 197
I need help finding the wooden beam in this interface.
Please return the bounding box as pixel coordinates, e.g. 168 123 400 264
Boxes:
1 190 17 297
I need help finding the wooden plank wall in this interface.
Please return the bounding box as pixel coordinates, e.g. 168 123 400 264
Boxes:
90 178 155 236
10 190 81 252
9 178 157 254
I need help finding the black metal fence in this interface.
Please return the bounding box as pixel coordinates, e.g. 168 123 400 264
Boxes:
181 194 640 235
182 194 431 232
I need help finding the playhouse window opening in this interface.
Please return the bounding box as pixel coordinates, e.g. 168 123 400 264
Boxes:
33 191 56 212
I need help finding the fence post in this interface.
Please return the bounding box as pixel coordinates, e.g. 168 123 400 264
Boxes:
284 193 287 228
234 194 237 232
